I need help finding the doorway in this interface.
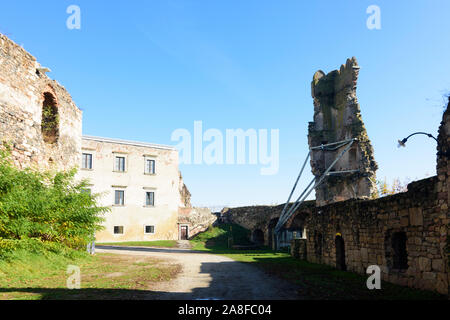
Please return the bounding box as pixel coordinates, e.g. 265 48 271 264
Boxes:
180 225 189 240
335 235 346 271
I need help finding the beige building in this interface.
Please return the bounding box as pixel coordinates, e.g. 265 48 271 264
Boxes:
78 135 186 243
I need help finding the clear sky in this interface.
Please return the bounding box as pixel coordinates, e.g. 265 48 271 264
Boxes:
1 1 449 208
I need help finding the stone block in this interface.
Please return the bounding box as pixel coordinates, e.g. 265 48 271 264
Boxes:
409 207 423 226
431 259 444 272
418 257 431 272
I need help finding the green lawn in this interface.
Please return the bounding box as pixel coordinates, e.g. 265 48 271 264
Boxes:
190 224 447 300
0 249 180 300
97 240 178 248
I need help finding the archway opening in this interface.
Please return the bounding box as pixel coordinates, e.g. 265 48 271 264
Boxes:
252 229 264 245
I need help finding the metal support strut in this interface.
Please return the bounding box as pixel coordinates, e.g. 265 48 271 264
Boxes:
274 138 358 249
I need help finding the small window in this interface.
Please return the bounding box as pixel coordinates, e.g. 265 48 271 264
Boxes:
114 226 124 234
145 191 155 206
145 159 156 174
114 190 125 206
145 225 155 234
82 153 93 169
115 156 126 172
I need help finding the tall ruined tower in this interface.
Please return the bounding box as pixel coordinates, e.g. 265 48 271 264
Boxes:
308 57 378 206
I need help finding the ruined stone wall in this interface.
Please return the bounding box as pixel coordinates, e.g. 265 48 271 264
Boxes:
303 177 448 294
222 61 448 295
224 178 448 294
220 201 315 247
178 172 192 208
309 57 378 206
178 207 217 239
0 34 82 170
436 97 450 293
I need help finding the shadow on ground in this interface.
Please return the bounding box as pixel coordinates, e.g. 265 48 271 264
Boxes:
0 258 301 300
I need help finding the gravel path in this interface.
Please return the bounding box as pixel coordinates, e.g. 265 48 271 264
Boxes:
96 243 301 300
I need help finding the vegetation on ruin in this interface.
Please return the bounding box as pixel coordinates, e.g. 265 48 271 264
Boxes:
190 223 446 300
0 251 180 300
0 147 109 259
41 102 60 144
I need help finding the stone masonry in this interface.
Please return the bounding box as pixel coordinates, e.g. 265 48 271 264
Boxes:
0 33 82 170
309 57 378 206
223 61 449 295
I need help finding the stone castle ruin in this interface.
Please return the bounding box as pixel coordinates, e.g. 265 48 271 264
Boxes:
0 33 448 295
309 57 378 206
0 33 214 242
223 59 449 295
0 34 82 170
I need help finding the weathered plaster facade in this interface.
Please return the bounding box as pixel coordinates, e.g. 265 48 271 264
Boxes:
0 34 82 170
309 57 377 206
78 136 184 242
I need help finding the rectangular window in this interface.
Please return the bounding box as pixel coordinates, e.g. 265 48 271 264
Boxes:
115 156 126 172
145 159 156 174
145 191 155 206
145 225 155 234
114 226 124 234
82 153 93 169
114 190 125 206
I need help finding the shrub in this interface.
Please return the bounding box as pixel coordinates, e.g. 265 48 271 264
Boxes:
0 147 109 255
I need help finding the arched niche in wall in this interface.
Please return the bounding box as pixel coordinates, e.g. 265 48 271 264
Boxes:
41 92 59 144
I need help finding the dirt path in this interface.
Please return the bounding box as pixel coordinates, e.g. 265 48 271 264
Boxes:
96 244 301 300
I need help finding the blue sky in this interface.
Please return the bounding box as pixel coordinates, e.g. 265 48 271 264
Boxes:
1 1 450 208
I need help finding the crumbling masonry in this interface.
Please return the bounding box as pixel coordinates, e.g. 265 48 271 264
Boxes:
309 57 378 206
223 59 449 295
0 34 82 170
0 33 214 243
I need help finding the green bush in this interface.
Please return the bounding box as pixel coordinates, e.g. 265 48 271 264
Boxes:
0 147 109 256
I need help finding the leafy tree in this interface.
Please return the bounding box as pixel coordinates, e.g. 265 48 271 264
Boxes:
376 178 409 197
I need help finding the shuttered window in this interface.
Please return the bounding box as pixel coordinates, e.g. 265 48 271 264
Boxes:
145 159 155 174
145 192 155 206
115 156 126 172
82 153 93 169
115 190 125 206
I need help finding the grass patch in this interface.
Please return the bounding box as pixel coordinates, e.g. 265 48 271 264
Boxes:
190 223 252 251
190 224 447 300
97 240 178 248
0 249 180 300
